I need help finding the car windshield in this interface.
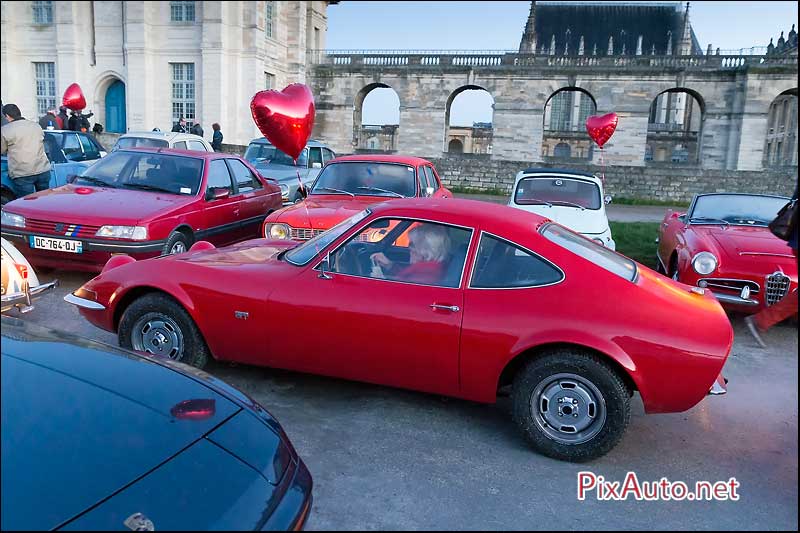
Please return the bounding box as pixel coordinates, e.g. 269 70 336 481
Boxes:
244 143 308 167
311 162 416 198
541 223 637 282
690 194 789 226
75 151 204 195
115 137 169 150
514 176 601 209
285 209 371 266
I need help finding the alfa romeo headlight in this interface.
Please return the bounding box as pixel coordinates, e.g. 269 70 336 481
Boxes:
96 225 148 240
692 252 718 275
265 223 291 240
1 210 25 228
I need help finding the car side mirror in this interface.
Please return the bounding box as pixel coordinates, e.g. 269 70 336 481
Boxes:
311 162 322 169
66 174 78 184
298 186 308 199
604 195 612 205
426 186 435 196
206 187 230 200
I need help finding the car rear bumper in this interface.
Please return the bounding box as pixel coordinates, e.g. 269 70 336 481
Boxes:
262 458 313 531
1 280 58 313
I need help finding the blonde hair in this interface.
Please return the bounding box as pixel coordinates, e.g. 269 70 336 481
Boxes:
409 224 450 262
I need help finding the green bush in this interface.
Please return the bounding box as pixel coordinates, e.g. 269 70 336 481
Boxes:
610 222 661 269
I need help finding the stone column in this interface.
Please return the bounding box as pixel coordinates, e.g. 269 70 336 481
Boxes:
492 98 542 162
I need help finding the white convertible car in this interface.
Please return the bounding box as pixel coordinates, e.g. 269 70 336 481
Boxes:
1 237 58 314
508 168 616 250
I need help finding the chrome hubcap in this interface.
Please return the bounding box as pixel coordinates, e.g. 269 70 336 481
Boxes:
131 314 184 360
531 373 606 445
170 241 187 254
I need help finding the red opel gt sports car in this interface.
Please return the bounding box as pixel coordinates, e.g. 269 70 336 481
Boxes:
0 148 282 272
68 198 733 462
657 193 797 314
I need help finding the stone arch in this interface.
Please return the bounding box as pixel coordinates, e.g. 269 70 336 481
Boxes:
542 87 597 160
93 70 127 132
444 85 495 154
354 83 400 152
646 88 705 164
448 139 464 153
764 87 798 167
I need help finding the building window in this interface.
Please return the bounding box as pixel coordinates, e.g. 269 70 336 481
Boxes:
265 1 275 38
171 63 196 125
33 62 56 116
578 93 594 129
265 72 275 90
32 1 53 24
549 92 571 131
170 1 195 22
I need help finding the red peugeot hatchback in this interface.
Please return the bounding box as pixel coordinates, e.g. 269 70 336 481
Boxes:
0 148 282 272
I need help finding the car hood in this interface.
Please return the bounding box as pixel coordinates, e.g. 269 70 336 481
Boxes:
177 238 298 267
0 321 239 530
3 185 195 225
252 165 308 182
697 225 796 261
273 194 381 229
510 204 608 234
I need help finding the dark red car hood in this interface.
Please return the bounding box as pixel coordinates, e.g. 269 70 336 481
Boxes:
696 225 795 260
176 239 298 267
5 185 195 225
273 195 382 229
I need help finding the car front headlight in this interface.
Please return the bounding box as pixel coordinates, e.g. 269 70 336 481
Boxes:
279 183 290 199
96 225 148 240
1 210 25 228
692 251 718 275
265 223 291 240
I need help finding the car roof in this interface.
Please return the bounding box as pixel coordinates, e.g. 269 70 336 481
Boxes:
114 147 232 159
248 137 329 148
520 167 597 178
329 154 433 166
120 131 206 142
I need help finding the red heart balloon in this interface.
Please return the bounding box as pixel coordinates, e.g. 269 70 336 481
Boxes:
585 113 619 148
250 84 315 161
62 83 86 111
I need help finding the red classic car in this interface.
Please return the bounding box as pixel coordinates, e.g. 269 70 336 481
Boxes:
66 198 733 462
0 148 281 272
657 192 797 314
261 154 452 241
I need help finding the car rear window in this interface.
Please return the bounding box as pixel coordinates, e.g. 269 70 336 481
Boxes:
311 162 416 198
541 223 637 282
515 176 601 209
115 137 169 150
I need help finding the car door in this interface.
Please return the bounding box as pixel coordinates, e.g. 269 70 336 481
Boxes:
201 159 240 246
225 158 272 240
264 217 473 397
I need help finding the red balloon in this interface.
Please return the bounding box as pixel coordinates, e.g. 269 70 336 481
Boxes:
250 84 315 161
585 113 619 148
62 83 86 111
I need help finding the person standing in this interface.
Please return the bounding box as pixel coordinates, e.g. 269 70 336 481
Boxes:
171 116 188 133
211 123 223 151
38 109 59 130
190 121 204 138
1 103 52 196
78 110 93 132
57 106 69 129
745 187 799 348
67 110 80 131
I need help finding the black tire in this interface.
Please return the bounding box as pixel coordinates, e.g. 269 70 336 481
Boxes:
655 256 665 274
1 189 15 206
669 255 680 281
118 292 209 368
163 230 191 255
512 349 631 462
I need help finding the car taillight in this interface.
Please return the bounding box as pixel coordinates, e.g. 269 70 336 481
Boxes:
14 263 28 280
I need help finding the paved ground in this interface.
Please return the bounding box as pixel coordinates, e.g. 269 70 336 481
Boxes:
15 270 799 530
453 193 682 223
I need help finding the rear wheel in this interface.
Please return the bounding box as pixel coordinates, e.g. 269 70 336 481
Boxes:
511 349 631 462
118 293 209 368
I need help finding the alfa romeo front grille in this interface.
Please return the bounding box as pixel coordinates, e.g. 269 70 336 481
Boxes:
765 272 791 305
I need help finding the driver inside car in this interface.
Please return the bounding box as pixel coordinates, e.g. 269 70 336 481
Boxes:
370 223 451 285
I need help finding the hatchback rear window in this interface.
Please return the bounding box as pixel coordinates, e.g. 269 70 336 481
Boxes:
115 137 169 150
515 176 601 209
541 223 637 282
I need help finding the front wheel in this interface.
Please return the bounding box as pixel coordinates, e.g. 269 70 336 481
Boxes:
118 293 209 368
163 230 191 255
512 349 631 462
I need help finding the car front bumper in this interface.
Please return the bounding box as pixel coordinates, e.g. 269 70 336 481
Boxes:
1 279 58 313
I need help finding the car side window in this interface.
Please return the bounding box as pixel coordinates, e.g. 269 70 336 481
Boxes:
421 166 436 196
309 147 323 168
226 158 263 193
173 141 188 150
188 140 208 152
426 166 442 189
470 233 563 289
207 159 233 195
43 134 66 163
63 134 82 160
322 148 336 164
330 218 471 288
78 134 101 160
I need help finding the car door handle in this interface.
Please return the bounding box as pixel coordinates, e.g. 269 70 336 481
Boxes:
430 304 460 312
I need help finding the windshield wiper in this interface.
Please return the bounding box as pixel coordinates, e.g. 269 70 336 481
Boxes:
549 200 586 210
689 217 730 227
123 183 177 194
520 197 553 207
316 187 355 197
356 186 404 198
76 175 114 188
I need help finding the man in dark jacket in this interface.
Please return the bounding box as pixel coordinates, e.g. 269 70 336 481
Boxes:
190 122 204 138
171 117 188 133
38 109 59 130
57 106 69 129
67 111 80 131
78 110 93 132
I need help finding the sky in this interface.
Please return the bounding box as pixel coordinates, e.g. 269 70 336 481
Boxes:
325 1 799 125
